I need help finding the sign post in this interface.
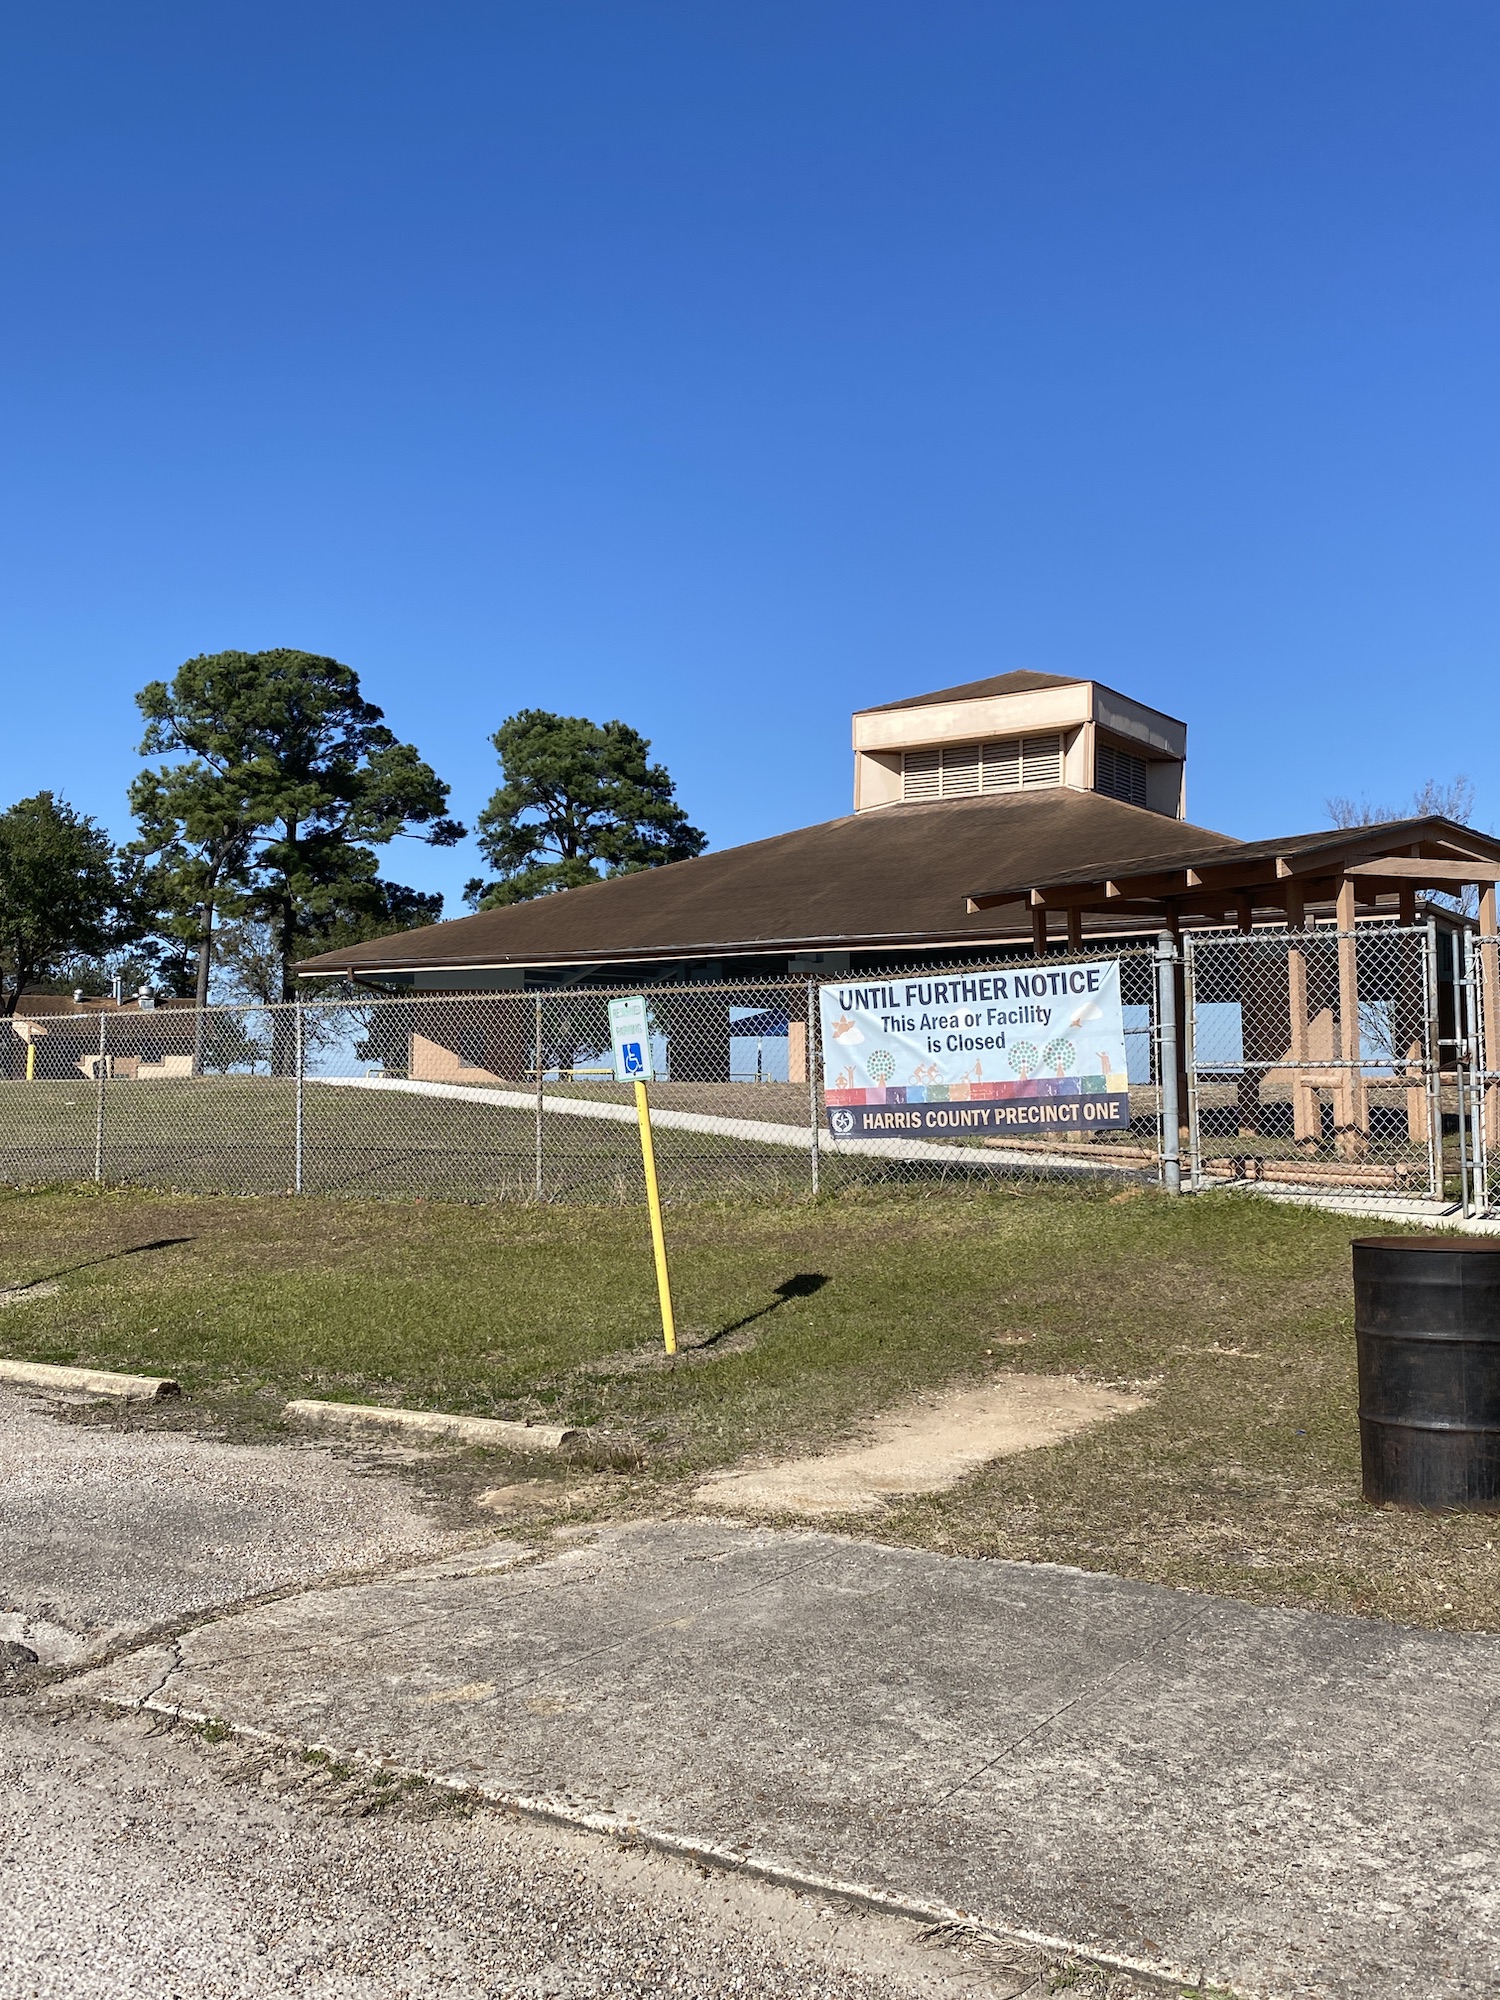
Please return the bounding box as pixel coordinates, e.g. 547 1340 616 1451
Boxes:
609 996 677 1355
11 1020 44 1081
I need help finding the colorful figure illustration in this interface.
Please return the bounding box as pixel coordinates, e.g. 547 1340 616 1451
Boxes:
1043 1036 1075 1076
1009 1040 1040 1080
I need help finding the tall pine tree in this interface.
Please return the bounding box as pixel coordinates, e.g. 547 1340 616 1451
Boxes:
465 709 705 909
133 650 462 1001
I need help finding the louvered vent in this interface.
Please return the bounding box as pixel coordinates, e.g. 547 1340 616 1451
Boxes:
1020 735 1062 787
902 735 1063 801
983 740 1021 792
1096 742 1148 808
901 748 942 799
942 742 982 796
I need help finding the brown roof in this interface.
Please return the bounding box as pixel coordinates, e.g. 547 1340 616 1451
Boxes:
1003 814 1488 891
296 789 1242 978
856 670 1083 713
966 813 1500 918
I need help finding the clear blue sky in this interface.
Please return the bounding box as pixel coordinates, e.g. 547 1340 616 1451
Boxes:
3 2 1496 913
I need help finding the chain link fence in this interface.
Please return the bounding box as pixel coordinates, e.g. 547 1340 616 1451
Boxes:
9 929 1490 1209
1184 923 1447 1200
1 951 1170 1203
17 920 1480 1200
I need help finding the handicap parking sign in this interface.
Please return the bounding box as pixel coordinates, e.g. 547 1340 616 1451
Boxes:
608 995 655 1083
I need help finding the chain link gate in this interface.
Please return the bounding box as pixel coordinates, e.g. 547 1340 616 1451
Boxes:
1 948 1171 1202
1184 923 1444 1201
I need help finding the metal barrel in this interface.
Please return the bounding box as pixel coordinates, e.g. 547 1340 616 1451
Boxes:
1353 1236 1500 1511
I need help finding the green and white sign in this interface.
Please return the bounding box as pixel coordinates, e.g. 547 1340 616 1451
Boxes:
608 994 654 1083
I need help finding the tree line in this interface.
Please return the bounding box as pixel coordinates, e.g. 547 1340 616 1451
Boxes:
0 648 705 1016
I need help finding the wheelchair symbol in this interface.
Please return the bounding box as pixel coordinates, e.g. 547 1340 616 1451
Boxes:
621 1040 646 1077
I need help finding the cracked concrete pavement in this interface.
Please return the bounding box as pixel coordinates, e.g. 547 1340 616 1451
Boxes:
1 1697 1042 2000
5 1384 1500 1997
77 1518 1500 1999
0 1388 1139 1999
0 1386 463 1664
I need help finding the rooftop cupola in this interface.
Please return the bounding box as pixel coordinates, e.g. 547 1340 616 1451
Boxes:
851 671 1187 818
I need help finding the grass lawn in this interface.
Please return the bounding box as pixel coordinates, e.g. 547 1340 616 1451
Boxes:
1 1178 1495 1635
0 1075 828 1202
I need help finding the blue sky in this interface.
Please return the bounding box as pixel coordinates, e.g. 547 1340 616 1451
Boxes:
3 2 1496 912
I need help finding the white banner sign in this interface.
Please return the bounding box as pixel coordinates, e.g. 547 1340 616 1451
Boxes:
820 960 1130 1139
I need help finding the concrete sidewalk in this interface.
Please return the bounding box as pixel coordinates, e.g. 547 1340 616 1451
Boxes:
79 1519 1500 2000
317 1073 1121 1177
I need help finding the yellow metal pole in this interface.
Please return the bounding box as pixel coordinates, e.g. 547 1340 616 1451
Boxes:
633 1079 677 1354
25 1041 35 1082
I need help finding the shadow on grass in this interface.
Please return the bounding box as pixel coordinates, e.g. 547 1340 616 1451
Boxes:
696 1271 831 1350
5 1235 196 1293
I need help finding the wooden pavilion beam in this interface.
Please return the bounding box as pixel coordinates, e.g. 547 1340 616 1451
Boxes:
968 833 1500 923
1345 857 1500 882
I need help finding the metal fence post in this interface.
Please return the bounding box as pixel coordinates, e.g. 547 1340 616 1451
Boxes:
806 978 821 1196
1182 932 1202 1192
92 1010 107 1184
1156 932 1181 1194
534 994 545 1200
1472 928 1496 1208
1455 933 1474 1216
1423 920 1442 1202
293 999 305 1194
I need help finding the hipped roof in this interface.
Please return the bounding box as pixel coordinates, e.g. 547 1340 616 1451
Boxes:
855 669 1084 712
295 789 1240 979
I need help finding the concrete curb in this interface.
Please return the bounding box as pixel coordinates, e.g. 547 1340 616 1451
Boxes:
282 1398 580 1453
0 1358 180 1402
1204 1183 1500 1233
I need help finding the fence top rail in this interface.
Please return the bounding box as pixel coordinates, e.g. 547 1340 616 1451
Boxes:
11 943 1167 1028
1186 922 1438 948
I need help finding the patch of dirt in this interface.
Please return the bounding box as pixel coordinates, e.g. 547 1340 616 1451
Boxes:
475 1479 555 1514
580 1327 765 1376
0 1281 60 1307
695 1374 1149 1518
